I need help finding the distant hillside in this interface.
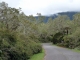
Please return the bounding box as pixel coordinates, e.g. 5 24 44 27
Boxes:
35 11 79 22
55 11 78 19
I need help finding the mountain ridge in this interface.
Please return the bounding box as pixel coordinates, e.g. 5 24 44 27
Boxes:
35 11 80 22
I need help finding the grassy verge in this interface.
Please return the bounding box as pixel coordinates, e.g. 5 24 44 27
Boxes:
29 49 45 60
72 49 80 52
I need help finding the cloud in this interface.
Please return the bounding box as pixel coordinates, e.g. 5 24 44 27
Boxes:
0 0 80 16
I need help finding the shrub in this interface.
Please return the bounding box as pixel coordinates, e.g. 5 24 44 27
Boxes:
52 32 64 44
0 30 42 60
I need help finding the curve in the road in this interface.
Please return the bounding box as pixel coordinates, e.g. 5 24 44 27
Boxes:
42 43 80 60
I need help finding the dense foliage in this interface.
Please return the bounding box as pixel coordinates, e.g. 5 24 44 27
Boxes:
39 13 80 50
0 2 42 60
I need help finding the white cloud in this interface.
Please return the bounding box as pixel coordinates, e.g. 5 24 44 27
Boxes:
0 0 80 16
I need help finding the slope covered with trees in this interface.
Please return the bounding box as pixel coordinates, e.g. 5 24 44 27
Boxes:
39 13 80 49
0 2 42 60
35 11 79 22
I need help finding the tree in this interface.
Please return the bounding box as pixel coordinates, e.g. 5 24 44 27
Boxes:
37 13 45 23
0 2 42 60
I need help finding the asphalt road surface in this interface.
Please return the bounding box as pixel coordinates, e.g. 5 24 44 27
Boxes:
42 43 80 60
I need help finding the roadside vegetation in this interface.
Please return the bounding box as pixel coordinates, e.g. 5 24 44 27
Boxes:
42 14 80 50
0 2 42 60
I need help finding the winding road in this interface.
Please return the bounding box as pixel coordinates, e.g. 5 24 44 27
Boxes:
42 43 80 60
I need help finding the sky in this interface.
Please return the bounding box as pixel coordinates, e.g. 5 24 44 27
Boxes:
0 0 80 16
